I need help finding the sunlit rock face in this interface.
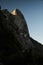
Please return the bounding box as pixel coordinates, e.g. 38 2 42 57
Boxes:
0 8 43 65
11 9 17 15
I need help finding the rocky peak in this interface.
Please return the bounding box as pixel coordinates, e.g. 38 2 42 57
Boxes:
11 9 29 36
0 8 43 65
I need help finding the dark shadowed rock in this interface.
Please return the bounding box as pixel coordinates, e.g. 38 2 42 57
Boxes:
0 8 43 65
11 9 29 37
0 6 1 10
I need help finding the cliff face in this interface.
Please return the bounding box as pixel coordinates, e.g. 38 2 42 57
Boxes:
0 9 43 65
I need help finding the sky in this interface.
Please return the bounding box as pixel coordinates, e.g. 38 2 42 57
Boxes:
0 0 43 44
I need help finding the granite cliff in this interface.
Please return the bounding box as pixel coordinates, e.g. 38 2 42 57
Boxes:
0 8 43 65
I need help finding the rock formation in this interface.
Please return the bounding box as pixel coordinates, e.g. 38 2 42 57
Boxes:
0 8 43 65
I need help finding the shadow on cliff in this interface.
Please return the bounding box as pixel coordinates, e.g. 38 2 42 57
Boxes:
0 8 43 65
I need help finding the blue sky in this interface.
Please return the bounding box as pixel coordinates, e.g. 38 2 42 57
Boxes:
0 0 43 44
